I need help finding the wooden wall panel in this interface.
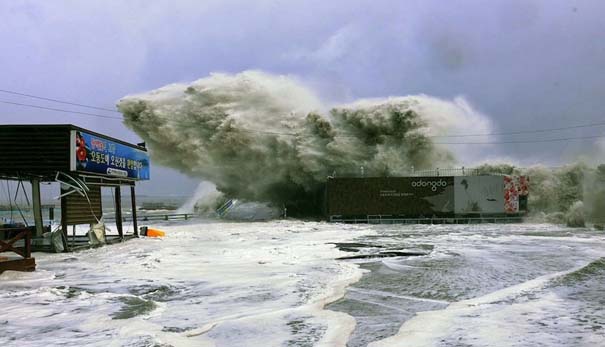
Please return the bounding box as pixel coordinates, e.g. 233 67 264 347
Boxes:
62 185 102 225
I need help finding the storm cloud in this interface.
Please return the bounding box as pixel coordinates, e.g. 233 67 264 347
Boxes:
2 1 605 195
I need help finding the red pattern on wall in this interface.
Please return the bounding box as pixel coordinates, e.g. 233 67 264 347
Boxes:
504 175 530 213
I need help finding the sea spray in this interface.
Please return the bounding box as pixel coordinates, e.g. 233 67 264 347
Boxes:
473 163 605 224
118 71 604 220
585 164 605 223
176 181 221 214
565 201 585 227
118 71 490 215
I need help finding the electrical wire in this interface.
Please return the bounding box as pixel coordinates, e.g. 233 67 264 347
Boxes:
430 122 605 138
434 134 605 145
2 89 605 138
0 88 120 113
0 100 123 120
2 90 605 144
217 126 605 143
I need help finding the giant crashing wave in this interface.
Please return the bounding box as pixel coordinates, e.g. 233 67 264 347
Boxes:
472 163 605 226
117 71 491 216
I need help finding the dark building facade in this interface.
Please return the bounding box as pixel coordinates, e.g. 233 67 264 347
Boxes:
326 175 529 221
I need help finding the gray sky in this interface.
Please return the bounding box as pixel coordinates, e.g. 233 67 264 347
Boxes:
1 0 604 196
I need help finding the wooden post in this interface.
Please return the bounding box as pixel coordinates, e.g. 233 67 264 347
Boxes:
25 228 31 258
60 193 69 252
115 186 123 239
31 179 44 237
130 185 138 237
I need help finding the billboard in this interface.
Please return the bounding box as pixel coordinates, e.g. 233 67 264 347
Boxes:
454 176 505 214
70 130 150 180
327 177 454 217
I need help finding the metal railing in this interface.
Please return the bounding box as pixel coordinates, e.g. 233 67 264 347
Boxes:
410 167 484 177
104 213 192 222
328 166 513 178
216 199 237 217
330 215 524 224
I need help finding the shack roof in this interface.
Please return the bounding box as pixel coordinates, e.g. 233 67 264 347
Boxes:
0 124 146 150
0 124 148 182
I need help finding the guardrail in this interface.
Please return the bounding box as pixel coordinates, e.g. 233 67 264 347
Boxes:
216 199 237 217
329 216 524 224
105 213 192 222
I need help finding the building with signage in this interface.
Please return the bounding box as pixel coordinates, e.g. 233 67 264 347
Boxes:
0 124 150 273
326 174 529 223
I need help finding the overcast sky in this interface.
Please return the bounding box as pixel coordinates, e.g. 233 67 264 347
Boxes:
1 0 604 196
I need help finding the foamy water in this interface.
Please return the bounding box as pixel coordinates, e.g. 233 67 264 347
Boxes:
0 220 372 347
2 221 605 346
329 224 605 347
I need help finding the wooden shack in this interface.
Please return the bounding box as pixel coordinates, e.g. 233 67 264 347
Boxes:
0 124 150 273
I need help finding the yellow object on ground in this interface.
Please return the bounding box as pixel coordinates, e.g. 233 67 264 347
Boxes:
146 228 166 237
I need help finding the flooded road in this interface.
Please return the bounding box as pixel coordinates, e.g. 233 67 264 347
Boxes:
1 221 604 346
330 224 605 347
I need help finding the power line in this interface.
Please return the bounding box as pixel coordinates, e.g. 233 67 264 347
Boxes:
242 121 605 139
430 121 605 138
287 121 605 139
3 88 605 139
434 134 605 145
0 89 120 113
3 99 601 144
0 100 123 120
1 90 603 145
215 127 605 144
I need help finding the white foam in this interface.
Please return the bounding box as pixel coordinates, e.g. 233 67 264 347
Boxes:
368 262 596 347
348 287 450 305
0 220 374 347
0 269 55 284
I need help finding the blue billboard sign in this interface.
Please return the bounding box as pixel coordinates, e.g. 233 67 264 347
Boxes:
70 130 150 180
